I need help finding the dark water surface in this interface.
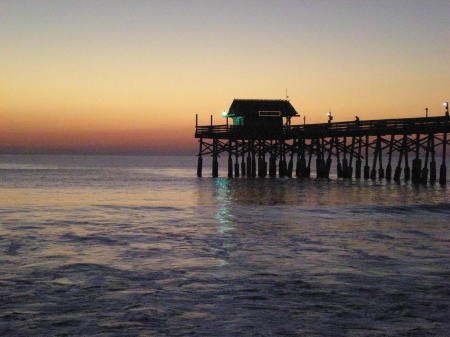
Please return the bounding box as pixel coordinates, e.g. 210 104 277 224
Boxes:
1 155 449 337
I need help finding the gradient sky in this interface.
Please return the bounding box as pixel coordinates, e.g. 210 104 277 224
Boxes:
1 0 449 154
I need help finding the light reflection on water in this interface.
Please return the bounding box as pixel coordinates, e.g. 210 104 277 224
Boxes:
0 155 449 336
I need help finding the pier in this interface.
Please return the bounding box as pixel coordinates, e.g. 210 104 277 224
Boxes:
195 99 450 184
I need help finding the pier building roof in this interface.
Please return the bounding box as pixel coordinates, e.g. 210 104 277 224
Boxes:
227 99 298 118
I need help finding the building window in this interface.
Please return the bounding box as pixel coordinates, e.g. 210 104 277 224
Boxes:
258 111 281 117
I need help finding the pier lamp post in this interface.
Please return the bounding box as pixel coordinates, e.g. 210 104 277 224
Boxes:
327 111 333 123
222 111 228 128
444 102 449 117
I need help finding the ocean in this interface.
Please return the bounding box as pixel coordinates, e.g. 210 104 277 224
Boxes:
0 154 449 337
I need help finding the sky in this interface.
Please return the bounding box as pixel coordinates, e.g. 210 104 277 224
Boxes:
1 0 449 154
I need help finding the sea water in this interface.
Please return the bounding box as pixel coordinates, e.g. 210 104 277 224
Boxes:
0 155 449 337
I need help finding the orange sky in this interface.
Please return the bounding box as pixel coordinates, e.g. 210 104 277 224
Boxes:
1 1 449 154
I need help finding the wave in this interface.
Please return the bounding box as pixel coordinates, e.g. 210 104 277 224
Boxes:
96 204 183 212
350 202 450 215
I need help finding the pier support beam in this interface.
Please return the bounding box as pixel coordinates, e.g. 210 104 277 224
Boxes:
325 138 333 178
234 141 240 177
404 136 410 182
421 134 431 183
246 151 252 178
364 135 370 179
241 148 246 176
227 141 233 178
251 143 256 178
394 135 406 182
212 156 218 177
287 150 294 178
197 156 203 177
269 154 277 178
378 136 384 179
412 134 422 184
212 139 219 177
430 135 436 182
342 137 349 178
228 156 233 178
295 140 302 177
336 138 343 178
370 136 380 180
386 135 394 180
259 141 267 178
355 136 362 179
316 138 323 178
197 138 203 177
346 136 355 179
262 156 267 178
440 132 447 185
300 140 308 177
279 140 286 177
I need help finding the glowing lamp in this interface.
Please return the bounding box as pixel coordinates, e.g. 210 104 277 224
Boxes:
222 111 228 117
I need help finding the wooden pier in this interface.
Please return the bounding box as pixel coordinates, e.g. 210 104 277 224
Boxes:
195 99 450 184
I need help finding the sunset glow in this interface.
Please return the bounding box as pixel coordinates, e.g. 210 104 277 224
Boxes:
1 0 449 154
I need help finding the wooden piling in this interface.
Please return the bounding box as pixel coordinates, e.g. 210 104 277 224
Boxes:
378 136 384 179
306 139 312 177
296 139 307 178
346 136 355 178
279 140 286 177
316 138 322 178
197 138 203 177
394 135 406 182
385 135 394 180
342 137 349 178
355 136 362 179
251 141 256 178
246 149 252 178
234 140 240 177
430 135 436 182
325 138 333 178
197 156 203 177
227 141 233 178
336 138 343 178
287 151 294 178
404 135 410 181
240 140 245 176
364 135 370 179
421 134 431 183
440 132 447 185
370 136 379 180
269 154 277 178
212 139 219 178
412 133 421 183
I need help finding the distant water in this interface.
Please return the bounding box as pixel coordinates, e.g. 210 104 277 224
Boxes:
1 154 449 337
